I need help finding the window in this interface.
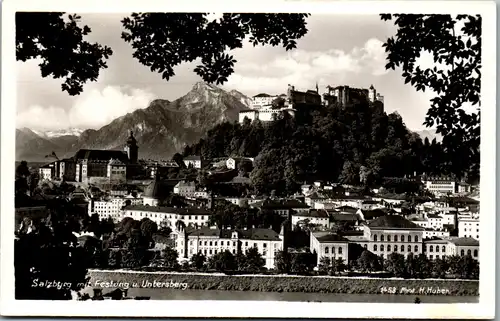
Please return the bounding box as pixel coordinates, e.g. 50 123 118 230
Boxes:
435 246 439 253
245 242 248 246
332 246 336 254
429 245 434 252
394 245 397 252
204 241 207 246
373 235 378 242
473 249 478 257
414 245 418 252
408 235 412 242
401 245 404 252
442 245 446 252
263 243 267 248
380 245 384 251
338 247 342 254
215 241 217 246
263 250 267 256
199 241 202 245
461 249 465 256
209 241 212 246
363 244 367 249
325 247 329 254
209 250 212 255
401 235 405 242
467 249 472 256
387 245 391 251
394 235 398 242
387 235 391 242
429 255 433 260
373 244 378 251
415 236 419 242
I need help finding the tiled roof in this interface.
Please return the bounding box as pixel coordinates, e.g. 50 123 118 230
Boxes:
189 227 280 241
448 237 479 247
126 205 212 215
313 232 349 243
74 149 129 162
293 209 328 218
329 213 359 222
360 209 387 220
368 215 423 230
184 155 201 161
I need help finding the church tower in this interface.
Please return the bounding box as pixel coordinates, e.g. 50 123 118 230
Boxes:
124 131 139 164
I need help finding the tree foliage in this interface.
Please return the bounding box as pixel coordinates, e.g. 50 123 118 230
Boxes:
16 13 113 95
121 13 310 85
381 14 481 180
186 100 467 194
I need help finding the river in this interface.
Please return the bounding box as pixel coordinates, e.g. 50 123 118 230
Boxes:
83 287 478 303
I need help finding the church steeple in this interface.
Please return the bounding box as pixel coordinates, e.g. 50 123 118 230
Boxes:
125 130 139 163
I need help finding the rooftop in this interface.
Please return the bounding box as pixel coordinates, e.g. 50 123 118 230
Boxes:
448 237 479 246
74 149 129 162
329 213 360 222
368 215 423 230
189 227 281 241
184 155 201 161
293 209 328 218
126 205 212 215
312 232 349 243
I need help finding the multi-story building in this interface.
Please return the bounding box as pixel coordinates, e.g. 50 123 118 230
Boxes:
310 232 349 267
183 156 202 169
423 177 457 195
458 216 480 240
292 209 329 228
173 181 196 198
107 159 127 184
322 84 384 111
250 198 310 216
424 237 479 261
423 228 450 239
89 195 143 221
238 106 296 124
344 215 424 259
123 205 212 228
251 93 278 108
177 227 283 269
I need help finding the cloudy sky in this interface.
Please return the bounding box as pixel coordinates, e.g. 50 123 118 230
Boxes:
16 13 437 132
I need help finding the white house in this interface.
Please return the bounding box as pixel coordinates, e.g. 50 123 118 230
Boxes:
183 156 202 169
123 205 212 227
310 232 349 268
226 157 254 170
89 195 143 221
292 209 329 228
458 216 480 240
177 227 283 269
423 178 456 195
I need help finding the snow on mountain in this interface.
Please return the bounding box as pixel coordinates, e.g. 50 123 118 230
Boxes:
42 128 85 138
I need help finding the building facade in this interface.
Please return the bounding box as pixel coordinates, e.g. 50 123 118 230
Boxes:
458 217 480 240
183 156 202 169
123 205 212 227
310 232 349 267
177 227 283 269
173 181 197 198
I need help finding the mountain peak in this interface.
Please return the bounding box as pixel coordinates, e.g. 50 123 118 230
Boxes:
192 81 219 92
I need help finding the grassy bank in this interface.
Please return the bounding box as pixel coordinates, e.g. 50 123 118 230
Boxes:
88 270 479 296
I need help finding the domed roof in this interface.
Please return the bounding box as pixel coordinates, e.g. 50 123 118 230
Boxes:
143 179 160 199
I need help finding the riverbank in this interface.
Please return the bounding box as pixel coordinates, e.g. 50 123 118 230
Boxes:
88 269 479 296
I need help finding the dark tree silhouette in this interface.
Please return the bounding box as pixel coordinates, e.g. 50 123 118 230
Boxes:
381 14 481 178
17 12 309 93
16 13 112 95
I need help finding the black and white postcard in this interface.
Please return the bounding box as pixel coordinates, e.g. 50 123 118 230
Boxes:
1 0 496 318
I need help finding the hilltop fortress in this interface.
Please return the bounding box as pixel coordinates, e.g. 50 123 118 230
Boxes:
238 84 384 124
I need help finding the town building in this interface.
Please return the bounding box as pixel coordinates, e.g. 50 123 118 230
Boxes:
251 93 279 108
250 198 310 216
343 215 424 258
145 160 179 178
107 159 127 184
88 195 143 221
423 237 479 261
238 106 296 124
292 209 329 228
177 227 284 269
183 155 202 169
173 181 197 198
422 177 457 195
123 205 212 228
310 232 349 267
226 157 254 170
458 216 480 240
